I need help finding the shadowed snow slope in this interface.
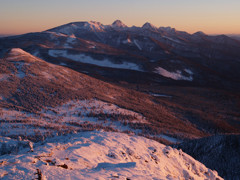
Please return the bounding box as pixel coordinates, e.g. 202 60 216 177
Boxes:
0 131 222 180
175 134 240 179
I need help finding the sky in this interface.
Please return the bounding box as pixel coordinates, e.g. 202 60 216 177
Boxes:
0 0 239 35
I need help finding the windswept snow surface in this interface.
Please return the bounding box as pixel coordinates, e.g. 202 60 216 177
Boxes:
0 131 222 180
154 67 193 81
0 99 180 144
48 50 142 71
0 99 146 138
41 99 147 124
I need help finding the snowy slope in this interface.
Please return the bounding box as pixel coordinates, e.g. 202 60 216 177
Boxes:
154 67 193 81
0 99 180 144
0 131 222 180
48 50 143 71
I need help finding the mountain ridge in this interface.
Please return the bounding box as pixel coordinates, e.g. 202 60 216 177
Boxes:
0 20 239 179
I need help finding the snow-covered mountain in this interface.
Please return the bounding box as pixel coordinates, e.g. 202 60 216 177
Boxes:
1 20 240 86
142 22 158 31
0 21 239 138
0 131 223 180
0 20 239 130
0 21 240 179
112 20 128 28
0 49 225 179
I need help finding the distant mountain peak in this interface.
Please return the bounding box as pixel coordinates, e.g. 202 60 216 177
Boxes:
82 21 105 31
112 20 127 28
86 21 102 26
193 31 206 36
142 22 157 30
159 26 176 33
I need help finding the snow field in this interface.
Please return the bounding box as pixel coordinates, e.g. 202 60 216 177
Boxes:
48 50 142 71
0 131 222 180
154 67 193 81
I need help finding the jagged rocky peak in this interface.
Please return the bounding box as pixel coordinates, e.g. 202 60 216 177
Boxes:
159 26 176 33
112 20 127 28
142 22 157 30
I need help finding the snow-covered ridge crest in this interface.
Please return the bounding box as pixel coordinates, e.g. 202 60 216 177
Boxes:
46 20 182 34
82 21 106 32
0 131 222 179
5 48 42 63
8 48 29 56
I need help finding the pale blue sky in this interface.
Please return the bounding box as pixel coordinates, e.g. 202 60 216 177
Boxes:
0 0 239 34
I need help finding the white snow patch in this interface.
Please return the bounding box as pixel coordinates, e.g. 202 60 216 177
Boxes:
157 134 179 143
48 50 142 71
46 31 68 38
0 131 222 180
83 21 106 32
154 67 193 81
59 62 67 66
162 36 183 44
184 68 194 75
149 93 172 98
133 40 142 50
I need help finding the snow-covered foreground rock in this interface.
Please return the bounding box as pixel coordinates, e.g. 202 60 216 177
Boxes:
0 131 222 180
